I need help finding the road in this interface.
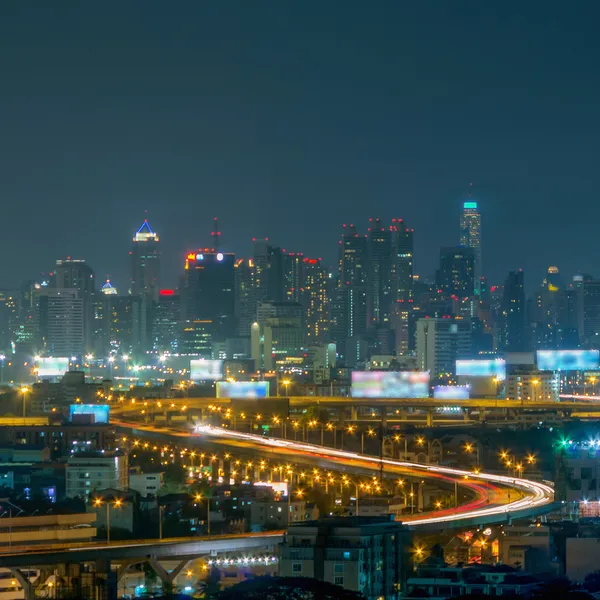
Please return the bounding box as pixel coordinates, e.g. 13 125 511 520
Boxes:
115 420 555 529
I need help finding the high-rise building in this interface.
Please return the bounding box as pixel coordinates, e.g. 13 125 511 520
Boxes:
38 289 84 357
392 219 414 303
301 257 329 344
460 192 482 294
498 270 527 352
436 247 476 298
253 239 285 304
416 317 472 380
54 259 96 353
234 258 257 337
367 218 393 326
583 279 600 348
130 220 160 301
334 225 368 354
151 290 180 354
284 252 304 304
181 250 236 341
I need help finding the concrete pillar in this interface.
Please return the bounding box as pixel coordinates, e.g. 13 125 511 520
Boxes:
426 408 433 427
10 569 34 600
350 406 358 421
337 407 346 427
148 558 189 591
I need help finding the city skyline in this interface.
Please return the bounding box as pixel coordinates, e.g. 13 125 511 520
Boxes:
2 3 600 288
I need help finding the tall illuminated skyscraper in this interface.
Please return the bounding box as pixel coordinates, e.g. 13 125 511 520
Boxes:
460 186 482 295
130 220 161 301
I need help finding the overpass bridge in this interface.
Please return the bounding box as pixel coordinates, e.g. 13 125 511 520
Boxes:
111 395 600 427
0 532 284 599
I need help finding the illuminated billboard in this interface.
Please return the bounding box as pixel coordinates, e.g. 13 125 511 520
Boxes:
190 359 223 381
433 386 470 400
455 359 506 380
351 371 429 398
536 350 600 371
216 381 269 398
69 404 110 424
38 357 69 378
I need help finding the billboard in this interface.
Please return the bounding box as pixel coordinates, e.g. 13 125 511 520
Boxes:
434 385 470 400
536 350 600 371
69 404 110 424
38 357 69 378
351 371 429 398
455 359 506 380
216 381 269 398
190 359 223 381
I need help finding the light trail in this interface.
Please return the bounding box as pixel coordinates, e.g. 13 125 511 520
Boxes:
191 424 554 526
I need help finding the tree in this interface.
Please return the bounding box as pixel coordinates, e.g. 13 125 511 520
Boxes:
217 576 365 600
204 566 221 599
584 570 600 593
532 577 593 600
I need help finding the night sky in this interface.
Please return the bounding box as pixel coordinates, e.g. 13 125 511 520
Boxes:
1 2 599 290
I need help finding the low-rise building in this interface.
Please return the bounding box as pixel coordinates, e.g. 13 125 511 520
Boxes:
279 516 410 600
250 497 318 530
405 564 540 599
66 451 128 499
499 524 552 573
130 472 164 498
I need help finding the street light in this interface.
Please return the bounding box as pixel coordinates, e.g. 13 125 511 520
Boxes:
194 493 211 535
20 386 29 418
93 497 124 543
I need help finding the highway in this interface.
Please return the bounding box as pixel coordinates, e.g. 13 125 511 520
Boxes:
115 420 555 529
0 531 285 567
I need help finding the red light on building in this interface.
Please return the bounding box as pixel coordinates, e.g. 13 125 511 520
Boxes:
160 289 175 296
186 253 195 260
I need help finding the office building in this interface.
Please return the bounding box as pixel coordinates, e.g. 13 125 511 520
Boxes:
506 366 559 402
130 220 161 301
179 320 213 357
416 317 472 379
301 257 329 343
257 302 304 370
253 239 285 303
583 279 600 348
367 218 393 326
66 451 129 499
498 271 528 352
234 257 257 337
38 288 84 358
437 246 476 298
279 516 410 600
460 194 482 295
54 259 96 353
96 295 143 358
334 225 368 354
284 252 304 304
181 250 236 341
392 219 414 303
151 290 180 354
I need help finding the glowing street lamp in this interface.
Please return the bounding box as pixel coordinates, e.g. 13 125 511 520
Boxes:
93 497 124 543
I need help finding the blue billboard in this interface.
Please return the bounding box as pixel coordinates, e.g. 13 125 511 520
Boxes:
455 359 506 380
433 385 470 400
216 381 269 398
69 404 110 424
536 350 600 371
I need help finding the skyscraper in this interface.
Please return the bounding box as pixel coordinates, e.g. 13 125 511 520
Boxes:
498 270 527 352
53 258 96 353
38 289 84 357
330 225 369 357
130 220 160 301
436 247 476 298
460 190 482 295
181 250 236 341
367 218 393 326
392 219 414 303
252 239 285 304
301 257 329 343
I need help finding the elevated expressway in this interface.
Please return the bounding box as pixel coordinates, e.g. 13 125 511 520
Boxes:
115 420 556 532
